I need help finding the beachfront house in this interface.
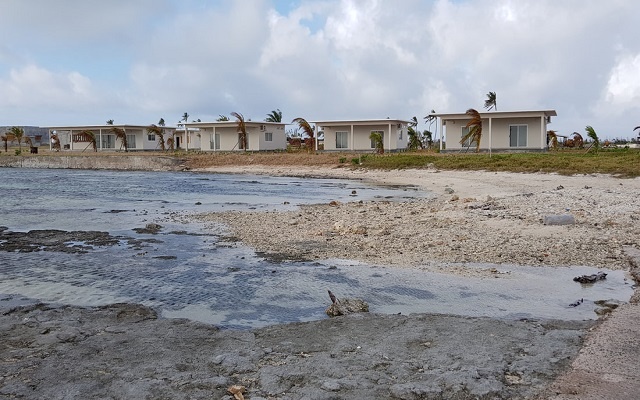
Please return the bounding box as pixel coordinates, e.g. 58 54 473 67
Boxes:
47 124 177 151
311 119 410 152
429 110 557 152
185 121 287 151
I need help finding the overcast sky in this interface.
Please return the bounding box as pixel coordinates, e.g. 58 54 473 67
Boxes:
1 0 639 139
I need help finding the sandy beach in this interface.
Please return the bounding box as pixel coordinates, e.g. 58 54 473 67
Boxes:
198 165 639 273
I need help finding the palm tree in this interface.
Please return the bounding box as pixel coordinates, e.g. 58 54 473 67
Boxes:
292 117 315 150
424 110 437 148
0 132 9 153
266 109 283 123
147 124 166 151
106 119 114 125
78 130 97 152
217 115 229 121
181 112 189 125
9 127 25 152
484 92 497 111
585 126 600 152
111 127 128 151
634 126 640 141
570 132 584 148
369 131 384 154
50 134 61 151
460 109 483 152
158 118 165 127
407 126 423 150
231 111 248 150
547 130 558 150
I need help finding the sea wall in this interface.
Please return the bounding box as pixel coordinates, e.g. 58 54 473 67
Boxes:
0 155 185 171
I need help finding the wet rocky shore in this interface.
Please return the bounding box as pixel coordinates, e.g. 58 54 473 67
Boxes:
1 300 592 399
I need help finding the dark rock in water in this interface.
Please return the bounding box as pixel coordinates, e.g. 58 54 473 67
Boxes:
569 298 583 307
326 298 369 317
573 271 607 284
133 223 163 234
153 255 177 260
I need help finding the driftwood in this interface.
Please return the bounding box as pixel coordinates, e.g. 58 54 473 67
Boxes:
325 290 369 317
573 271 607 284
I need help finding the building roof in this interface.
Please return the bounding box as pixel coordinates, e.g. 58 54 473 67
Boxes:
428 110 557 119
185 121 285 128
310 118 412 125
47 124 177 130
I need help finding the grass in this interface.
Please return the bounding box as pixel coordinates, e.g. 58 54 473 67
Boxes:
355 148 640 178
3 145 639 177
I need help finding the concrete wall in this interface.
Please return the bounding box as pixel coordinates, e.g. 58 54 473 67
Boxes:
0 155 184 171
445 116 547 151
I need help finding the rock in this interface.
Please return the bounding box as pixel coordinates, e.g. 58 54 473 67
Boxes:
326 298 369 317
543 215 575 225
133 223 163 234
444 187 455 194
573 271 607 284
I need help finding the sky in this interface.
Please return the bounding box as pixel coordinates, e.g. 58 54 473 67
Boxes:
1 0 639 140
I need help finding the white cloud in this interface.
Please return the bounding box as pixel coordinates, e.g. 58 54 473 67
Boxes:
603 52 640 109
0 65 96 108
1 0 640 138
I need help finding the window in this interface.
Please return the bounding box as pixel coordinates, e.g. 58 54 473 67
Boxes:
509 125 527 147
127 134 136 149
265 132 273 142
461 126 477 148
210 133 221 150
101 135 115 149
147 134 156 141
336 131 348 149
370 130 384 149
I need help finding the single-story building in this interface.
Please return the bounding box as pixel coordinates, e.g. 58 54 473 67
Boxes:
310 119 410 152
185 121 287 151
429 110 557 152
47 125 177 151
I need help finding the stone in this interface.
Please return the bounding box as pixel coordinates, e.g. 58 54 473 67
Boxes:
326 298 369 317
543 214 575 225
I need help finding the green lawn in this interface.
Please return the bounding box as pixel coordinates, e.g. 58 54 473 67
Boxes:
355 148 640 178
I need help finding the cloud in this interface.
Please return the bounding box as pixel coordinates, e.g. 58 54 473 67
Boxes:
1 0 640 138
0 65 96 109
603 52 640 111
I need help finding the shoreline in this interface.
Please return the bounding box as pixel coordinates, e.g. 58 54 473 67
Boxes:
1 160 639 398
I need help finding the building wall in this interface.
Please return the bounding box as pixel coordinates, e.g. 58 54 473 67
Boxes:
321 123 408 151
445 116 546 150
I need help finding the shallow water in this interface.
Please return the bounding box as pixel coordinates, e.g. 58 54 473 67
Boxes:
0 168 634 329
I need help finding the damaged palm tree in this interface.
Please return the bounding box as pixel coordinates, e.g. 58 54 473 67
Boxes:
231 111 248 151
547 130 558 150
325 290 369 317
77 130 97 152
292 117 315 151
50 134 61 151
147 124 166 151
111 127 128 152
461 108 483 153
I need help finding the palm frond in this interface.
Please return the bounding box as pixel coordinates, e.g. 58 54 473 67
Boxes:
585 126 600 151
78 129 97 152
571 132 584 148
231 112 247 150
462 109 483 152
634 126 640 131
148 124 166 151
265 109 282 123
547 130 558 149
111 127 128 151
